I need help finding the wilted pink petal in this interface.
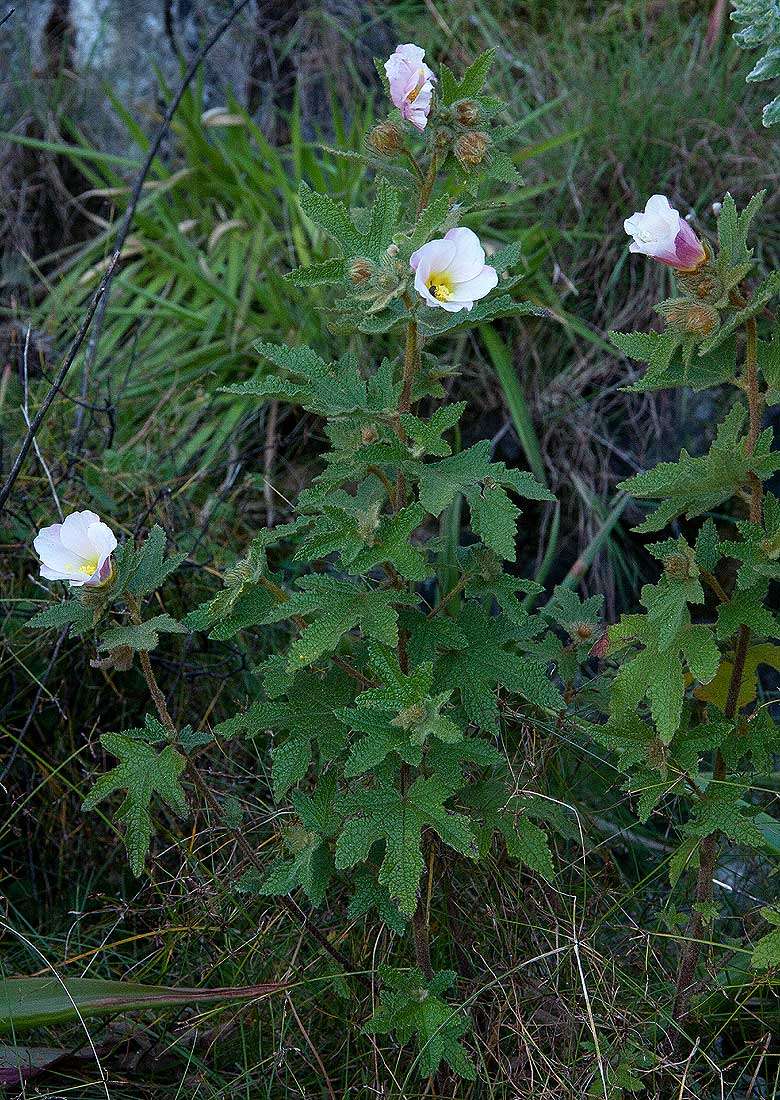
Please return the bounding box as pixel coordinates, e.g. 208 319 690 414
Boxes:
624 195 706 271
384 43 436 132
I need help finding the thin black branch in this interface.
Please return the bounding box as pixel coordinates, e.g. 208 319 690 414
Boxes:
1 9 14 30
0 0 254 513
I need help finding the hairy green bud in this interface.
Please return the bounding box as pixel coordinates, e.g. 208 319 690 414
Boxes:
367 120 405 156
661 300 720 337
452 99 479 126
454 131 490 169
350 257 375 285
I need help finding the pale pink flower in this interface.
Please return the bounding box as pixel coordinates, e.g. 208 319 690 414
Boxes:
410 227 498 313
384 44 436 132
34 510 117 587
623 195 706 271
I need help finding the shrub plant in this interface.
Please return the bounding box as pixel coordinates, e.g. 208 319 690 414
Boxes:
26 43 780 1085
28 45 575 1079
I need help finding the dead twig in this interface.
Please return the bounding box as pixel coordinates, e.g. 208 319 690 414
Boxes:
21 327 62 519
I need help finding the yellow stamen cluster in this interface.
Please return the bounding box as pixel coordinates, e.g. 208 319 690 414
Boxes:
427 272 453 302
407 69 427 103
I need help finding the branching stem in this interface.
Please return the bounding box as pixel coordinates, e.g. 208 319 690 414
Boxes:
395 292 430 974
672 306 764 1044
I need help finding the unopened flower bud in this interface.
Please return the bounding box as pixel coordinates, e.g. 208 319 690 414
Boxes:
661 300 719 337
678 266 717 298
91 645 134 672
624 195 706 272
434 126 453 149
367 120 405 156
361 424 379 444
647 737 667 770
350 257 375 285
761 530 780 561
664 554 693 580
392 702 427 730
386 243 399 258
454 131 490 169
357 501 381 543
452 99 479 126
574 623 593 642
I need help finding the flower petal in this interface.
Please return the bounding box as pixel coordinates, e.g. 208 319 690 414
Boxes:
438 297 471 313
33 523 63 557
414 265 442 307
391 43 426 69
405 83 433 131
34 526 82 575
59 510 102 557
443 227 485 280
87 521 117 562
673 222 706 269
86 522 117 584
645 194 673 217
39 563 78 581
410 237 456 274
449 264 498 302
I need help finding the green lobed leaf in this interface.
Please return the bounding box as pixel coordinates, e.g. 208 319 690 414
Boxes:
126 525 186 597
366 966 475 1079
26 599 93 635
99 614 187 652
82 734 188 875
335 776 477 915
417 295 548 339
619 405 780 533
716 190 765 264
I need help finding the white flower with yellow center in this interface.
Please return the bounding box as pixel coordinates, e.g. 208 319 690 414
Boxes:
410 227 498 313
34 510 117 588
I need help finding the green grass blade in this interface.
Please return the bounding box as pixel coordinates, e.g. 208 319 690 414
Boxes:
559 491 630 589
0 977 285 1033
0 131 140 168
479 324 547 486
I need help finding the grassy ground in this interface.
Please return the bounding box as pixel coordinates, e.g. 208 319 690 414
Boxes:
1 1 778 1096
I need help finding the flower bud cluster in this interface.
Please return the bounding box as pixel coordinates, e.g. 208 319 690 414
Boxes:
349 247 411 313
658 300 720 337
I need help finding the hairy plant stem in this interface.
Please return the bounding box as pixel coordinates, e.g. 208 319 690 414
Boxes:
412 894 434 981
417 153 439 217
124 594 369 986
394 294 435 977
671 313 763 1045
399 316 419 426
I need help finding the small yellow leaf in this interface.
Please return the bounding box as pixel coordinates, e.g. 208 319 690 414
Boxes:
694 644 780 711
